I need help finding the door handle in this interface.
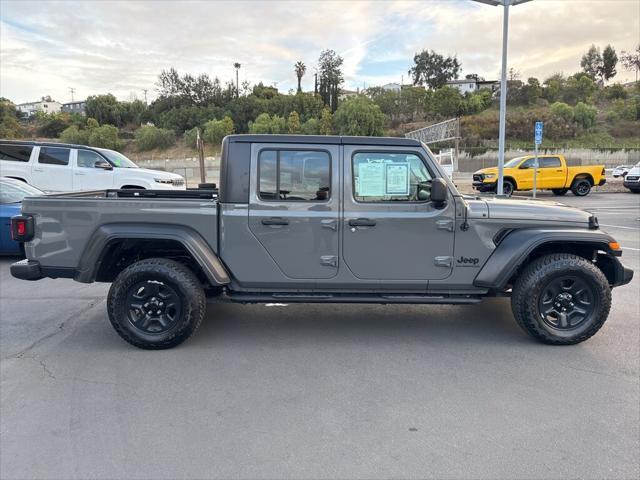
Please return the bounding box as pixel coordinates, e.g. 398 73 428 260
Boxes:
349 218 376 227
74 172 86 176
33 168 43 172
262 217 289 226
556 169 563 172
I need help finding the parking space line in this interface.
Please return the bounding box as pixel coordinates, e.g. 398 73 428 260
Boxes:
600 224 640 231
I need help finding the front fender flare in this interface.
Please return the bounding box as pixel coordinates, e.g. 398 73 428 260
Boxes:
473 228 617 289
75 223 230 285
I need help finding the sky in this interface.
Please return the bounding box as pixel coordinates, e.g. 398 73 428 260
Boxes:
1 0 638 104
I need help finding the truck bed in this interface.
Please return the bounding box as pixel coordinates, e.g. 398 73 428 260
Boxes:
21 189 219 272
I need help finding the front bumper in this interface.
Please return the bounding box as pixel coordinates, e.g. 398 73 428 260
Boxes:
613 261 634 287
623 177 640 189
473 176 496 192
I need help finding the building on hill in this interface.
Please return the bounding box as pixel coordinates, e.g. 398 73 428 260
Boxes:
62 101 87 115
338 88 360 101
17 97 62 117
446 79 499 94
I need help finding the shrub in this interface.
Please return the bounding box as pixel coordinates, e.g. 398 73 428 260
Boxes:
59 125 89 145
37 112 71 137
287 111 301 134
135 125 176 151
183 127 199 149
550 102 574 122
319 108 333 135
88 125 121 150
248 113 286 134
301 118 319 135
573 102 597 129
604 83 628 100
203 116 235 145
333 97 386 136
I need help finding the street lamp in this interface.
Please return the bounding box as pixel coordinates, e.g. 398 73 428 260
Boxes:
472 0 533 196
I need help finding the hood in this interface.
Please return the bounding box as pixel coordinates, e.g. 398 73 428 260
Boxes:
115 168 184 180
484 197 592 224
475 166 499 175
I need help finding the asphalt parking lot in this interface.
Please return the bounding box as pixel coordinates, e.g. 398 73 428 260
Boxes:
1 192 638 480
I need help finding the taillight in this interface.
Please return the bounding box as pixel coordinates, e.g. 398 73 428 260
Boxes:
10 215 34 242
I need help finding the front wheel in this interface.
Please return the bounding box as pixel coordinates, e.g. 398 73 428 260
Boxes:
511 253 611 345
107 258 206 349
552 188 568 196
571 179 591 196
501 180 515 197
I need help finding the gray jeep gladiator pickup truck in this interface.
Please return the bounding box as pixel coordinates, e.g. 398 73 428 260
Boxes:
10 135 633 349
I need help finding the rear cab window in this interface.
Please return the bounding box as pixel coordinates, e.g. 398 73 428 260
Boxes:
0 144 33 162
38 147 70 166
258 149 331 201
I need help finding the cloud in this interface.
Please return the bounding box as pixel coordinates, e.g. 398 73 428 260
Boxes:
0 0 637 104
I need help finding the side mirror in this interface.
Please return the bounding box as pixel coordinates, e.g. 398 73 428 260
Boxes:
95 160 113 170
519 164 530 169
430 178 448 208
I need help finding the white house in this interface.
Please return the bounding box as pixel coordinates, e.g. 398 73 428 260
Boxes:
17 98 62 117
446 79 499 94
62 100 87 115
380 82 402 92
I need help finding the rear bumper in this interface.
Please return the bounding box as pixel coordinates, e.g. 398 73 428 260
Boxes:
10 259 43 281
598 178 606 186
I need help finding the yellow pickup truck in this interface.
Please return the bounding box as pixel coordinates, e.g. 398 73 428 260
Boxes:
473 154 606 197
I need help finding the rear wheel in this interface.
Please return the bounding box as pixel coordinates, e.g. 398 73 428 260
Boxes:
571 178 591 196
511 253 611 345
107 258 206 349
552 188 568 196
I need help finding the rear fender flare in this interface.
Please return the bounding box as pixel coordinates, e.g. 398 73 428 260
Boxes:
473 228 616 289
75 223 230 285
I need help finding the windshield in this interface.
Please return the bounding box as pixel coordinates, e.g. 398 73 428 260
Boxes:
0 180 43 204
98 149 138 168
504 156 527 168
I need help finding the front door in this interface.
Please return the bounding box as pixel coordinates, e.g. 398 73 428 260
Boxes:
516 157 536 190
31 146 73 192
73 149 115 191
342 146 456 281
248 144 339 279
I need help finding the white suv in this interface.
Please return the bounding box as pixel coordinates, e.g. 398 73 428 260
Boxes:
0 141 186 192
623 161 640 193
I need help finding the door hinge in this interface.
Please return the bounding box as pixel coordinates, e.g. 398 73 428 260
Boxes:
436 219 454 232
434 256 453 267
320 255 338 267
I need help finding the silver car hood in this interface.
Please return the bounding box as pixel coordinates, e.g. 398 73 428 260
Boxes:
484 197 592 224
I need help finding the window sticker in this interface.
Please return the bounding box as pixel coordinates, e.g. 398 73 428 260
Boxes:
357 162 385 196
385 163 409 195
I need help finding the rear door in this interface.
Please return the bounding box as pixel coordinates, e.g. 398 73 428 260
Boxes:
73 149 115 190
248 144 340 279
31 146 73 192
536 156 564 188
342 146 456 281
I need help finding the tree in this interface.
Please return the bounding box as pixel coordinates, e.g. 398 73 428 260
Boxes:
431 87 464 117
621 44 640 82
581 45 602 79
409 50 461 89
573 102 597 129
317 50 343 111
287 111 301 133
0 99 24 138
86 94 121 126
601 45 618 82
294 61 307 93
203 116 235 145
319 107 333 135
248 113 285 134
550 102 574 122
234 63 241 98
465 73 484 81
333 97 385 136
135 125 175 151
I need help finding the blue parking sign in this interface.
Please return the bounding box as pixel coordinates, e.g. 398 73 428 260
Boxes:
535 121 543 145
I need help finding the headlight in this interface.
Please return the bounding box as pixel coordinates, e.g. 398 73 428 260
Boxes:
484 174 496 179
154 178 173 184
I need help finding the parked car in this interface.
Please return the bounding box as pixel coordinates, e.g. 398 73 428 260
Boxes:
0 141 186 193
612 165 632 178
623 162 640 193
473 154 606 197
0 177 43 255
10 135 633 349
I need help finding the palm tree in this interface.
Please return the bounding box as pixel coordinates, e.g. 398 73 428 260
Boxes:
233 63 241 97
294 61 306 93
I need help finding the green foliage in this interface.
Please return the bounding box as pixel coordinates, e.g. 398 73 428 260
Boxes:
581 45 602 79
294 61 306 93
134 125 176 151
85 94 148 128
563 73 596 104
430 87 464 117
86 117 99 129
317 50 344 111
601 45 618 82
0 99 24 139
248 113 286 134
287 111 301 133
409 49 461 89
319 108 333 135
88 125 121 150
203 116 235 145
36 112 72 137
301 118 319 135
550 102 574 122
333 97 385 136
183 127 199 149
59 125 89 145
604 83 628 100
573 102 597 129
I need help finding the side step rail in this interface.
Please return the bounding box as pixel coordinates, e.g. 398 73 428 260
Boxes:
223 292 483 305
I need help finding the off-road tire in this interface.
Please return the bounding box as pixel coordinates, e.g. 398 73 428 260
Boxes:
511 253 611 345
571 178 591 196
107 258 206 349
552 188 568 196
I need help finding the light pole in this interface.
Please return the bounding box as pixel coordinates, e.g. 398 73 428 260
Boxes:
472 0 532 196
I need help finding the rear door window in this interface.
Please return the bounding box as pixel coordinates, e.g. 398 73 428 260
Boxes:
541 157 561 168
258 150 330 201
38 147 70 166
0 144 33 162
